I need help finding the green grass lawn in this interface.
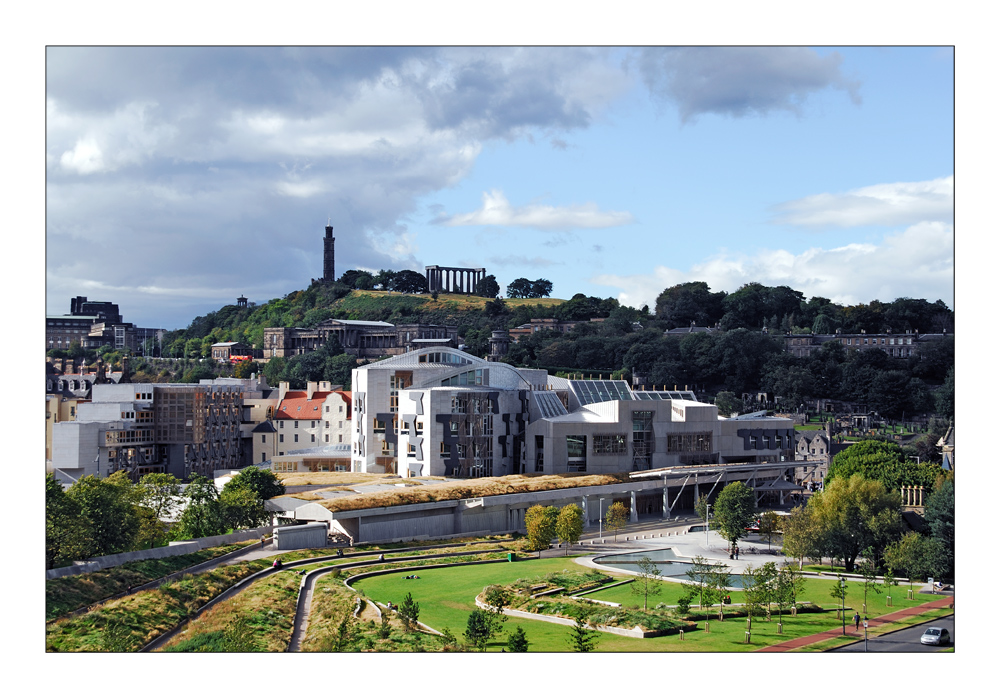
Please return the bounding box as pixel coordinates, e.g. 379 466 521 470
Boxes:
352 559 941 652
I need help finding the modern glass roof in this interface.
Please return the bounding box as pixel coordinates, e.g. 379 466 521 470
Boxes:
632 390 698 401
534 391 568 418
567 380 634 405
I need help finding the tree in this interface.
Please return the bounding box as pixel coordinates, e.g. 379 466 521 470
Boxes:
856 555 883 614
389 270 428 294
555 504 584 554
530 279 553 298
568 608 598 652
474 274 500 298
885 531 943 593
758 511 781 550
66 472 141 557
684 556 724 627
506 625 529 652
714 391 739 417
713 482 756 549
225 466 286 500
780 505 819 570
506 277 534 299
630 555 663 611
523 505 558 551
464 609 492 651
774 564 804 627
233 360 260 379
135 473 182 548
694 493 710 523
827 440 939 492
808 474 903 572
220 482 270 530
46 474 94 568
482 585 511 641
173 476 226 540
923 479 954 582
605 501 628 541
399 592 420 632
654 281 726 328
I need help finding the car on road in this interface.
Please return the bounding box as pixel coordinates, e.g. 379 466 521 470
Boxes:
920 627 951 646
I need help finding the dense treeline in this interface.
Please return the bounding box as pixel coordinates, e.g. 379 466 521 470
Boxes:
83 278 952 411
46 468 284 569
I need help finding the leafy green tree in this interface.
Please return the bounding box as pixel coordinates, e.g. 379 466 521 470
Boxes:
389 270 428 294
220 482 270 530
605 501 629 542
225 466 286 500
694 493 710 523
46 474 94 568
523 505 558 551
775 564 804 625
684 556 724 627
630 555 663 611
654 281 726 328
713 391 739 417
856 555 883 614
506 278 534 299
135 473 182 548
506 625 529 652
233 360 260 379
780 505 819 570
713 482 756 549
934 367 954 418
808 474 903 572
826 440 938 491
530 279 553 298
923 479 954 582
885 531 943 593
568 609 598 652
758 511 781 550
173 476 226 540
474 274 500 298
399 592 420 631
66 472 141 557
555 504 584 554
464 609 492 651
482 585 511 640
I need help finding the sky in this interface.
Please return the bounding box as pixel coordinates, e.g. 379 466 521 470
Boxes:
46 46 953 330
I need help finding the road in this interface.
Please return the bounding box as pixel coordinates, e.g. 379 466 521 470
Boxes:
830 615 954 652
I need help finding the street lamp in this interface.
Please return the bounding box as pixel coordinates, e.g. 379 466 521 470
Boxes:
599 498 605 540
840 578 847 635
705 503 711 548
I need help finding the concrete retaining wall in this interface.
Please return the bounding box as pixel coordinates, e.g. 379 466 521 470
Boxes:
46 525 274 580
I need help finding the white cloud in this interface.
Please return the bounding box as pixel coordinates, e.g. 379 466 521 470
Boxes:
773 176 954 228
440 189 634 231
592 222 954 310
60 138 105 174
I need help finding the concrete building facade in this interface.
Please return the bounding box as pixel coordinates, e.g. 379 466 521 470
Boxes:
350 347 795 480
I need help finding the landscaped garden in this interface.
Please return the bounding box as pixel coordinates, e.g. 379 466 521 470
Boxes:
352 556 941 652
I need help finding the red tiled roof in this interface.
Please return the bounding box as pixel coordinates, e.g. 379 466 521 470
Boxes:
275 392 332 420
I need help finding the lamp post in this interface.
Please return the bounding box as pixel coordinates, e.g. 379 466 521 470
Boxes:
705 503 711 549
599 498 605 540
840 578 847 635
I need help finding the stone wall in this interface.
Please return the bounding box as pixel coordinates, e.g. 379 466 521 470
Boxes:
46 525 274 580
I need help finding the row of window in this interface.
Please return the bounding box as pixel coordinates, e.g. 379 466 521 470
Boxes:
748 434 791 449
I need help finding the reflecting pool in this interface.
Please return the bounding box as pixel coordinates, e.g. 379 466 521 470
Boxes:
593 548 745 588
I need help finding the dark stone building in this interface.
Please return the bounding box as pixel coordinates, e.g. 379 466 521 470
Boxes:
323 224 336 282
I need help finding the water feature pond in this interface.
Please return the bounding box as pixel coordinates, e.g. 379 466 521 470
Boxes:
593 548 746 588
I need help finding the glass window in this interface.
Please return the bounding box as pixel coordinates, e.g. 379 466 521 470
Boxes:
567 435 587 459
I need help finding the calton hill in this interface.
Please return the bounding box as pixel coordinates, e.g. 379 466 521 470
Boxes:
53 275 953 426
45 273 955 653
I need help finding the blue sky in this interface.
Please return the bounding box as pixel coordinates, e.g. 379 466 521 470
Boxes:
45 46 953 330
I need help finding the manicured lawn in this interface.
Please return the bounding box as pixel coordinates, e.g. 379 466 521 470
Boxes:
352 558 941 652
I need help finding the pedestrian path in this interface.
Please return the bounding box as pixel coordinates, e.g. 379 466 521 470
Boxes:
755 595 955 652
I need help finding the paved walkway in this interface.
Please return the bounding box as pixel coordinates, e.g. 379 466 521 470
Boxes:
755 595 955 652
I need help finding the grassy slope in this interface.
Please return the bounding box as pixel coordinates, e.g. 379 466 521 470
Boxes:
46 543 251 622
